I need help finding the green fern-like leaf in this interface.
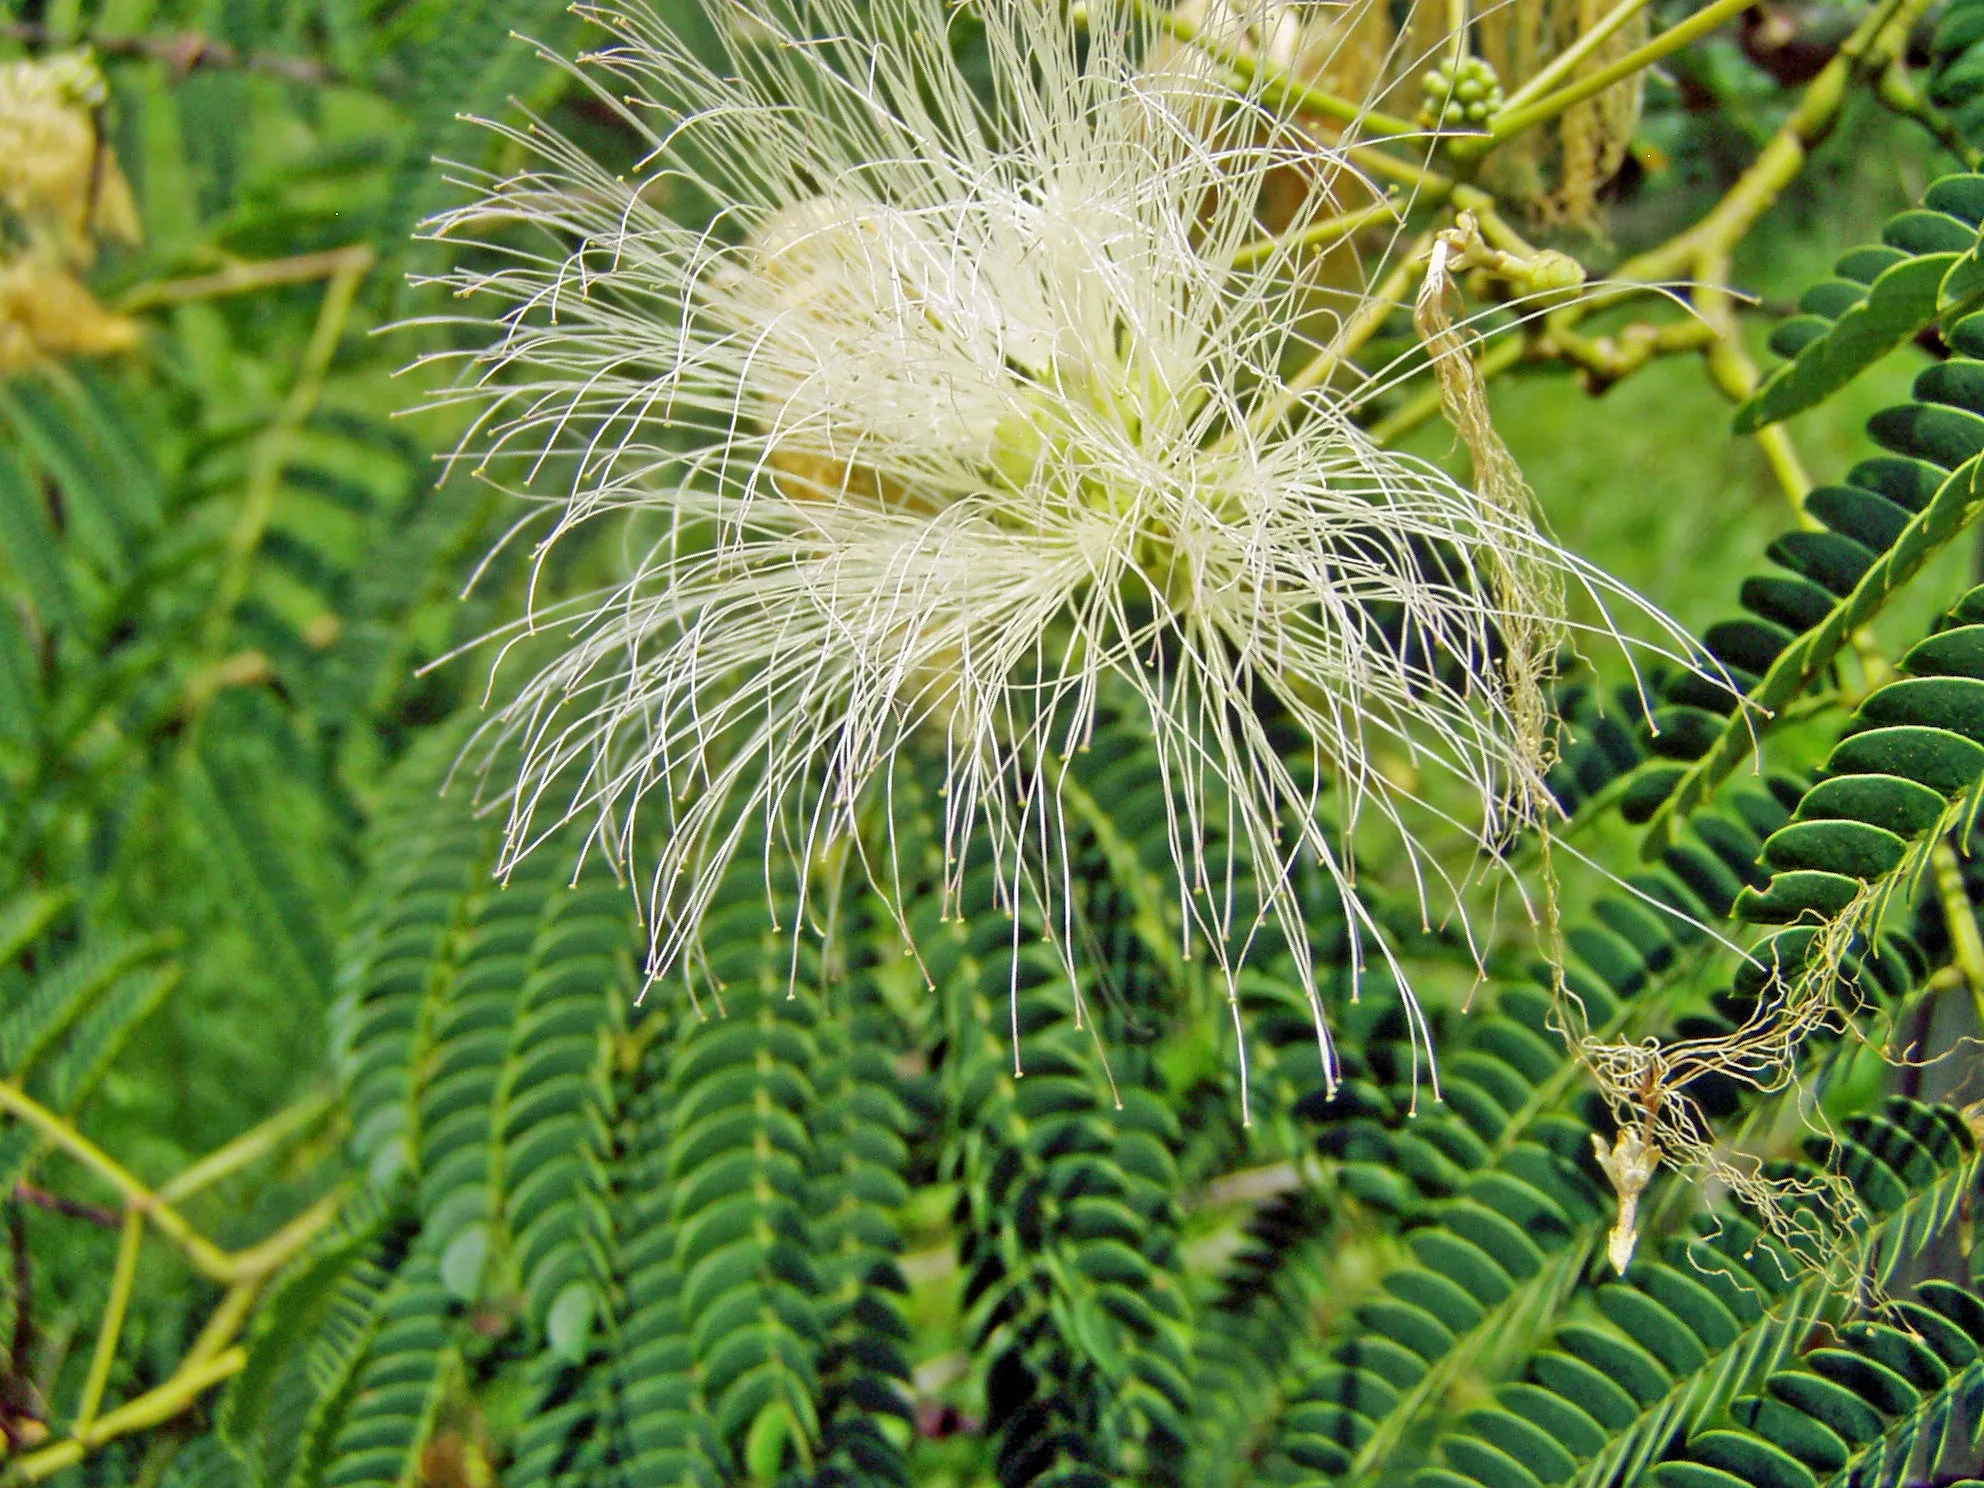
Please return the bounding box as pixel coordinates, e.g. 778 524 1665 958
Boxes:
658 959 828 1474
500 881 627 1355
1640 330 1984 846
334 733 494 1190
315 1252 460 1488
928 876 1196 1483
1395 1100 1977 1488
0 929 172 1079
1735 581 1984 941
278 1219 419 1488
1933 0 1984 157
0 439 74 631
607 1027 726 1488
1736 175 1984 433
416 851 561 1307
807 921 919 1488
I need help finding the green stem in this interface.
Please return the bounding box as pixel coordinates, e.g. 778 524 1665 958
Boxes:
0 1082 232 1281
1497 0 1654 113
1877 58 1983 167
220 1190 344 1284
130 1435 184 1488
1469 0 1756 151
17 1349 246 1481
117 244 375 312
1411 0 1926 459
1228 196 1402 270
1350 143 1456 197
1451 183 1542 255
1610 0 1919 282
202 246 374 655
1932 840 1984 1024
1132 0 1422 139
156 1090 336 1205
1445 0 1470 73
72 1209 143 1436
1688 254 1820 522
1543 317 1717 386
184 1281 260 1372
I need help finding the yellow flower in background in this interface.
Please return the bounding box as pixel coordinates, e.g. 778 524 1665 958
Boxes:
0 49 141 374
0 50 141 257
0 257 141 370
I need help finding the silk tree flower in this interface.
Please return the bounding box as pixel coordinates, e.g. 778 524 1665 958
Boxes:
418 0 1690 1096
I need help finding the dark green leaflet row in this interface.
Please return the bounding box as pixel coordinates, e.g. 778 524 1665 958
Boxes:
1734 582 1984 932
0 370 452 734
321 742 924 1488
224 1205 461 1488
807 924 922 1488
574 1035 724 1488
1245 754 1948 1485
1658 582 1984 1128
643 907 907 1484
1062 719 1634 1486
1544 676 1654 819
916 817 1197 1486
1405 1097 1982 1488
1066 707 1627 1488
598 1052 721 1488
1555 312 1984 845
1192 967 1429 1488
319 1254 460 1488
1058 710 1480 1488
219 658 1973 1488
1735 174 1984 434
1407 1211 1808 1488
1054 716 1852 1488
1245 678 1960 1488
334 741 497 1194
217 1198 405 1488
1189 1186 1339 1485
427 865 626 1352
0 373 164 634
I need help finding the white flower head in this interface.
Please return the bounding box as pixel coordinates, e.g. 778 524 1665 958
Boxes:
418 0 1691 1098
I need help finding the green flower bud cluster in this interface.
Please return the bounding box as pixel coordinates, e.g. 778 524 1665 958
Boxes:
1418 54 1502 131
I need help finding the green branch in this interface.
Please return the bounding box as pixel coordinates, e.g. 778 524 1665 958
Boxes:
16 1349 247 1481
0 1081 231 1280
156 1090 336 1205
1127 0 1422 139
1467 0 1756 152
202 245 375 656
1931 840 1984 1023
1496 0 1654 114
1229 195 1403 271
71 1210 143 1436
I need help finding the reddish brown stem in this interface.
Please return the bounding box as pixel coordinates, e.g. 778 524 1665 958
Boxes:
11 1184 119 1230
